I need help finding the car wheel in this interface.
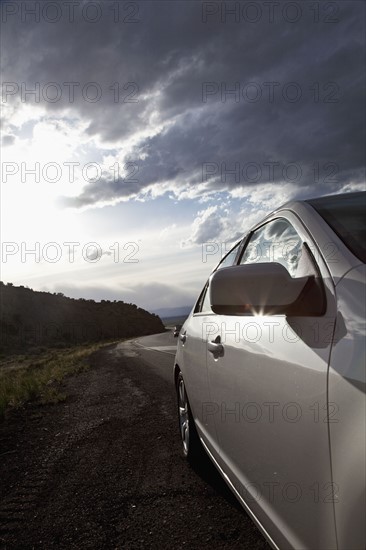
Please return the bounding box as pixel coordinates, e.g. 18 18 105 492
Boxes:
176 371 203 463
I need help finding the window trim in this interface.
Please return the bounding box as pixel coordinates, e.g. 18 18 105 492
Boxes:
214 240 242 272
193 282 208 314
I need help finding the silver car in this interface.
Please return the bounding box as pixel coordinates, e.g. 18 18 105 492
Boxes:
174 191 366 550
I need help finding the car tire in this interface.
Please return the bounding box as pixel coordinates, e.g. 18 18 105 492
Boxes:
176 371 203 464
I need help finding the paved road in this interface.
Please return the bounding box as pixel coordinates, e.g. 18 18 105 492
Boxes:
0 332 269 549
134 331 178 382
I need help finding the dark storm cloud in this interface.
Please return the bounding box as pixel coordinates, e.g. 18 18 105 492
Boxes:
2 0 365 206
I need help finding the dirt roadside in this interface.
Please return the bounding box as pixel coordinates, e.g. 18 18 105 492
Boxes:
0 340 269 549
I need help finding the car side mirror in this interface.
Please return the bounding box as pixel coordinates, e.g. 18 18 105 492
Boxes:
209 263 325 316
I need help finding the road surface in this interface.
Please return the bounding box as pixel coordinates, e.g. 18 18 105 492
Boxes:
0 331 269 549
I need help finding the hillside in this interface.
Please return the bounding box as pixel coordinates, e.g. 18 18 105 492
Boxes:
152 305 192 318
0 282 165 353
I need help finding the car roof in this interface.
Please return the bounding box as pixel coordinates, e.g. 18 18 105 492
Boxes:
273 190 365 214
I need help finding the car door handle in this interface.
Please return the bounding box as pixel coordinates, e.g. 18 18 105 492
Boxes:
180 332 187 344
208 336 224 357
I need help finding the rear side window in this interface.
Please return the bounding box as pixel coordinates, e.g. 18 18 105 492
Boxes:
307 192 366 263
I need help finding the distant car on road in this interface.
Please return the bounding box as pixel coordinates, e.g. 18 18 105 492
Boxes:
173 324 182 337
174 191 366 550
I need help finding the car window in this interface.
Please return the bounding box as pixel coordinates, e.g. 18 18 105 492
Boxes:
216 241 241 271
194 286 205 313
201 284 212 312
239 218 303 277
193 282 212 314
306 191 366 263
194 241 241 314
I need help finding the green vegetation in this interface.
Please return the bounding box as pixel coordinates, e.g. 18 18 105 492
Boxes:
0 341 115 420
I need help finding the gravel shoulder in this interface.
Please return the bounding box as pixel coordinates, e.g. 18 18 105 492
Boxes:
0 339 269 549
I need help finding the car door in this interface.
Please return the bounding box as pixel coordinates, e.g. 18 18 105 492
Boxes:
205 214 338 550
179 242 241 457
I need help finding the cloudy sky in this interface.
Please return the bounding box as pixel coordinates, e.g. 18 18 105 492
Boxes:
1 0 365 312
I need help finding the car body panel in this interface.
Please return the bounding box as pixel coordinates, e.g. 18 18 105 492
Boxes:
328 264 366 550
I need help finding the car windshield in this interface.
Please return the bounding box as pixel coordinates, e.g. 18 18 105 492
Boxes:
306 192 366 263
